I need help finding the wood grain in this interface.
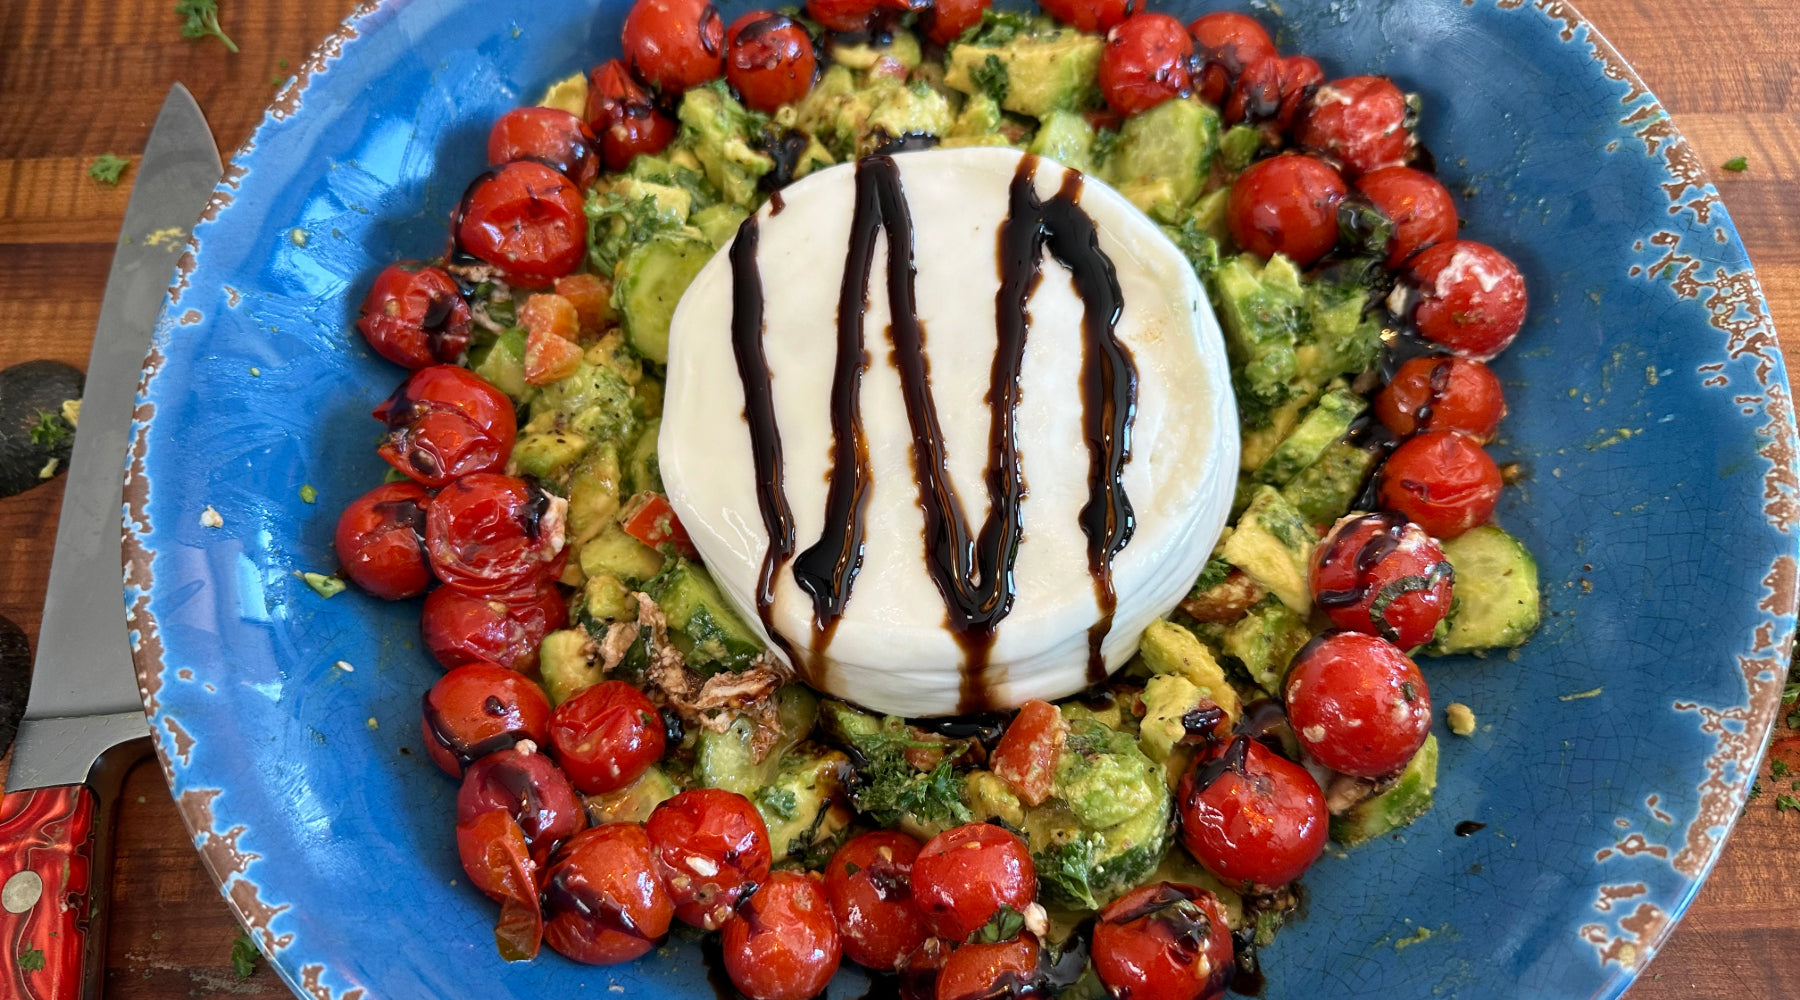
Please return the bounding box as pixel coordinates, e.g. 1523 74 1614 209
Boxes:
0 1 1792 997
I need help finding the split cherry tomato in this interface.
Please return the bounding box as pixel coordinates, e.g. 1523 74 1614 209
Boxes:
421 582 567 673
1375 356 1507 443
420 662 554 778
936 934 1040 1000
1177 735 1327 888
619 492 700 559
455 808 544 961
622 0 725 93
548 680 667 794
1226 154 1347 267
425 474 568 598
1285 630 1432 777
454 161 587 287
725 13 817 114
1092 883 1233 1000
988 699 1067 807
722 870 843 1000
1098 14 1193 116
1224 53 1325 133
824 831 929 972
1188 11 1275 107
911 823 1035 942
333 481 432 600
1310 512 1453 651
1038 0 1136 33
486 106 600 188
1405 241 1529 359
1377 430 1502 540
1355 166 1456 268
356 262 473 370
921 0 991 46
585 60 679 172
458 745 586 861
645 788 774 930
373 365 517 488
1296 75 1415 177
542 823 675 965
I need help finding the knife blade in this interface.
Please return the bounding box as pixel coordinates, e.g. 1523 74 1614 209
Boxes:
0 84 221 1000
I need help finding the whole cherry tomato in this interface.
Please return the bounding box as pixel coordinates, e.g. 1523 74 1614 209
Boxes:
1038 0 1136 33
458 746 586 862
721 870 843 1000
486 106 600 188
1092 883 1234 1000
541 823 675 965
420 662 554 778
804 0 883 34
824 831 929 972
645 788 774 929
622 0 725 93
1295 75 1416 177
911 823 1036 942
1375 356 1507 443
374 365 517 488
988 699 1066 807
921 0 991 45
1310 512 1454 650
1285 630 1432 777
455 808 544 961
1177 735 1327 888
421 582 567 673
333 481 433 600
1355 165 1456 268
1188 11 1275 106
1405 240 1529 359
585 60 680 171
1097 14 1193 116
1377 430 1503 540
424 474 568 598
936 934 1040 1000
1226 154 1347 267
725 13 817 114
454 161 587 287
548 680 667 794
356 262 472 370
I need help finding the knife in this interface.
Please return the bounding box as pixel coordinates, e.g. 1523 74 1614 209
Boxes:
0 85 221 1000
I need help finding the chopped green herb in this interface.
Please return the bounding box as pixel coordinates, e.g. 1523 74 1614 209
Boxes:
1772 759 1790 778
754 785 799 821
278 58 289 69
1723 156 1748 173
230 933 258 979
970 54 1009 104
18 945 43 973
972 905 1025 945
176 0 239 52
1776 794 1800 814
88 154 130 185
299 572 345 599
29 410 72 449
299 483 318 504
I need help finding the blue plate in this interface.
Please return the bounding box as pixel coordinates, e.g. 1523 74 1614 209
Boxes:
125 1 1797 997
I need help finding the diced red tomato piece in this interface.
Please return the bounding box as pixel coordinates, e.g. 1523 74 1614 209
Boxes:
989 699 1067 807
553 273 614 336
620 492 700 560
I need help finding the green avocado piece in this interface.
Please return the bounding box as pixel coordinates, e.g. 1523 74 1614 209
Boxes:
1102 98 1220 220
650 558 765 672
578 522 666 586
469 327 528 402
1220 485 1316 612
1137 673 1203 763
943 30 1103 118
1332 734 1439 847
1028 109 1096 172
1208 254 1307 426
510 430 589 481
1254 384 1368 486
587 766 679 824
617 234 712 366
1137 620 1241 718
539 628 602 706
689 203 749 249
1220 598 1313 696
675 83 773 208
1281 439 1380 527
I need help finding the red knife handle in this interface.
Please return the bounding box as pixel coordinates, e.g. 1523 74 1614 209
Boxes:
0 786 96 1000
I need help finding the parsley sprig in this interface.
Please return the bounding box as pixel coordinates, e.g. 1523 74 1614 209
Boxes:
176 0 239 53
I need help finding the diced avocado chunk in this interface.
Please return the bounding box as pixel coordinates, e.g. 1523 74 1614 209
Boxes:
690 203 749 249
965 769 1027 830
582 572 637 625
1030 720 1172 909
565 443 623 546
469 327 528 402
757 746 853 862
1239 385 1320 472
944 30 1103 118
1282 439 1380 526
1138 620 1241 719
829 31 924 70
1029 109 1096 172
1137 673 1203 763
862 82 956 155
1102 98 1220 220
1254 385 1368 486
1425 527 1541 655
794 67 956 158
676 83 773 208
1299 275 1383 384
1221 598 1313 696
539 628 602 705
650 558 765 672
579 522 666 585
1058 697 1135 736
511 430 589 481
537 71 589 117
533 357 643 445
1208 254 1307 426
1218 124 1263 173
695 684 819 793
1221 486 1316 612
587 766 678 824
618 234 712 365
1056 720 1161 829
624 418 664 495
611 176 693 225
1332 734 1439 847
949 92 1004 141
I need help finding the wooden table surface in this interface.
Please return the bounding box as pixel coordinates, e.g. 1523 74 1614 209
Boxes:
1 0 1796 997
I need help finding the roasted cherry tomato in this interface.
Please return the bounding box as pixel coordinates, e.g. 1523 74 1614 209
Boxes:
620 492 701 560
520 292 584 386
921 0 991 45
1374 355 1506 443
1226 154 1347 267
1377 430 1503 540
804 0 880 33
911 823 1036 942
585 60 680 171
1310 512 1453 651
1272 55 1324 132
1177 735 1327 888
722 870 843 1000
356 262 473 370
542 823 675 965
645 788 774 929
824 831 929 972
1038 0 1136 33
548 680 667 794
421 582 567 672
1188 11 1275 107
374 365 517 488
1224 53 1325 133
622 0 725 93
420 662 555 778
1355 166 1456 268
1405 240 1529 359
1296 75 1415 177
1285 630 1432 777
458 745 587 861
487 106 601 187
425 474 568 598
455 808 544 961
936 934 1040 1000
333 481 433 600
454 161 587 287
989 699 1067 807
1092 883 1233 1000
725 13 817 114
899 937 952 1000
1097 14 1193 116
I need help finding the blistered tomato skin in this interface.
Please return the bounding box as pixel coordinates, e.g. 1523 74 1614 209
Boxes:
1405 241 1530 359
1098 14 1194 116
420 582 567 673
454 161 587 287
936 934 1040 1000
333 481 433 600
1285 631 1433 778
1310 512 1454 651
457 746 587 860
921 0 991 46
585 60 679 171
911 823 1036 942
722 871 843 1000
1177 736 1328 889
1038 0 1137 34
548 680 667 794
1378 430 1503 540
823 831 929 972
1092 883 1234 1000
356 263 473 370
424 474 568 598
1375 355 1507 443
486 106 601 187
622 0 726 93
1188 11 1275 107
1355 166 1458 268
725 13 817 114
420 662 555 778
454 809 544 961
645 788 774 930
542 824 675 965
1226 154 1348 267
1296 75 1415 177
374 365 517 489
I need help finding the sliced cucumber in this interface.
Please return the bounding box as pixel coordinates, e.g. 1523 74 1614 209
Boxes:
1425 526 1542 655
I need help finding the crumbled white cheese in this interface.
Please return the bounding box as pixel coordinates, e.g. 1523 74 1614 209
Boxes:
199 506 224 528
1446 702 1477 737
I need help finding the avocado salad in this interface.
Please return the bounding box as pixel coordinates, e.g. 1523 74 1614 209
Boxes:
331 1 1543 997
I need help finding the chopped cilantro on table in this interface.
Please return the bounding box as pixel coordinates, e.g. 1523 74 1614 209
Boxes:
231 933 259 978
1723 156 1749 173
176 0 239 53
1776 794 1800 814
87 154 129 186
28 410 71 449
